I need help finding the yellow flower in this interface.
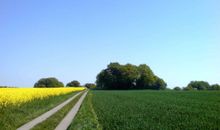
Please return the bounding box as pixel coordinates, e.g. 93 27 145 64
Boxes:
0 87 85 107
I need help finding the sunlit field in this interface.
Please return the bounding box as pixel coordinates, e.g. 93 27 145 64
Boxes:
0 87 85 129
70 90 220 130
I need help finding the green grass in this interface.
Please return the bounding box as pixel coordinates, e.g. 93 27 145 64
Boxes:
32 92 83 130
0 91 79 130
73 90 220 130
68 92 102 130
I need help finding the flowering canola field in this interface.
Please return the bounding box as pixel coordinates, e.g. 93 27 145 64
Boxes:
0 87 85 107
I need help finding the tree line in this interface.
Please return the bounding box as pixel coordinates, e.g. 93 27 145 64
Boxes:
174 81 220 91
34 77 95 89
31 62 219 91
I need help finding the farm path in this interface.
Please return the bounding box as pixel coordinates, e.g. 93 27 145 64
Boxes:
17 91 83 130
55 90 88 130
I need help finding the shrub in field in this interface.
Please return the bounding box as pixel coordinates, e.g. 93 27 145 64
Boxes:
96 62 167 90
34 77 64 88
66 80 81 87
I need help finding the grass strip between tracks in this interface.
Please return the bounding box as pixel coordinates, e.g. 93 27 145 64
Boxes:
31 92 83 130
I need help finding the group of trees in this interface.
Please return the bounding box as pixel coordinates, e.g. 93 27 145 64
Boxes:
32 63 219 91
34 78 65 87
185 81 220 90
173 81 220 91
66 80 80 87
96 62 167 90
34 77 96 88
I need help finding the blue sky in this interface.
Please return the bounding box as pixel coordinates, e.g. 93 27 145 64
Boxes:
0 0 219 88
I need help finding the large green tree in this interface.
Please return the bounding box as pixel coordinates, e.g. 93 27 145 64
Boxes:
34 77 64 88
96 62 167 90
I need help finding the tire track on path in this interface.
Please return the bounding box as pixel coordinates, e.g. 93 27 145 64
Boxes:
17 91 83 130
55 91 88 130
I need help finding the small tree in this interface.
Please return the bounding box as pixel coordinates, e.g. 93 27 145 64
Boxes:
84 83 96 89
34 77 64 88
173 86 181 91
66 80 80 87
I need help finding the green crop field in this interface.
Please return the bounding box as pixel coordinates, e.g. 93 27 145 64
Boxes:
71 90 220 130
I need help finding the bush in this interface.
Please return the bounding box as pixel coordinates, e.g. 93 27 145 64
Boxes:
96 62 167 90
34 77 64 88
66 80 80 87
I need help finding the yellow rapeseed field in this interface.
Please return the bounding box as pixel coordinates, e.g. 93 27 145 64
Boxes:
0 87 85 107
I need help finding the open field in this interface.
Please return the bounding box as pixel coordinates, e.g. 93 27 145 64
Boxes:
1 89 219 130
71 90 220 130
0 87 85 130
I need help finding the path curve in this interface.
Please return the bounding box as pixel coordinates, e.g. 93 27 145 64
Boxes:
17 91 83 130
55 91 88 130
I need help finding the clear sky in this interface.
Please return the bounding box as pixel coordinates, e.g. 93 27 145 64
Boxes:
0 0 219 88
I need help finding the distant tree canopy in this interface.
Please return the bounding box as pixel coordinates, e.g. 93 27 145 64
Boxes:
183 81 220 91
173 86 181 91
0 86 9 88
84 83 96 89
183 86 193 91
34 77 64 88
66 80 80 87
187 81 210 90
96 62 167 90
0 86 17 88
210 84 220 90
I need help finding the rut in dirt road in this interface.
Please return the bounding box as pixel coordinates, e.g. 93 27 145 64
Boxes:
55 91 88 130
17 91 83 130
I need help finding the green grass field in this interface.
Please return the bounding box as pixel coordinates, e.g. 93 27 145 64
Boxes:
72 90 220 130
0 92 78 130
